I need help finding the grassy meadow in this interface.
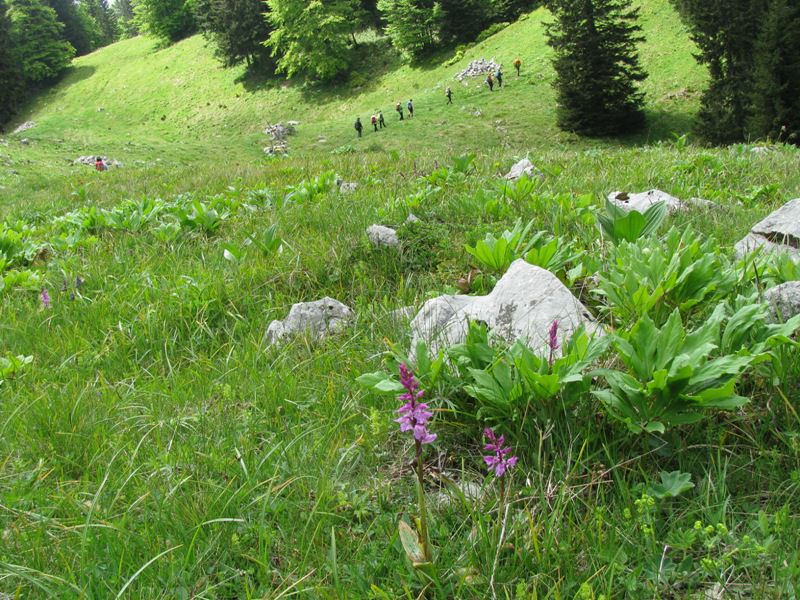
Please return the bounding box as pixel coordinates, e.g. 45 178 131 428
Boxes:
2 0 800 598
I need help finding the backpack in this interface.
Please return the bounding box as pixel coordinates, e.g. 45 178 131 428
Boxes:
371 115 377 124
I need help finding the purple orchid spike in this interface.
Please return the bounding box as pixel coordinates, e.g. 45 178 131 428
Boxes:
483 428 518 477
395 363 436 445
40 287 51 309
548 320 560 353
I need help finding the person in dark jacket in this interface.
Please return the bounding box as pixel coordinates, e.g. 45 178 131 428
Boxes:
354 117 363 137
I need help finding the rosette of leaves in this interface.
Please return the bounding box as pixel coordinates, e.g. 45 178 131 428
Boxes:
464 219 537 275
597 199 666 244
594 227 736 326
592 303 800 434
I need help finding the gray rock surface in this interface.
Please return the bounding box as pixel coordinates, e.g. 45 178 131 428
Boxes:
264 122 296 140
366 225 399 248
19 139 29 145
410 259 600 357
389 306 416 322
74 155 122 168
405 213 420 224
339 182 358 194
12 121 35 135
764 281 800 321
607 189 685 213
455 58 501 81
504 158 543 181
734 199 800 260
266 297 353 346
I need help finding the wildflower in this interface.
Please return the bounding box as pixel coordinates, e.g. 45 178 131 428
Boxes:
548 319 560 359
483 428 518 477
395 364 436 444
40 287 51 309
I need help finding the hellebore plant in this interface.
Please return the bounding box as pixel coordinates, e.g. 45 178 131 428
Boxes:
396 363 435 565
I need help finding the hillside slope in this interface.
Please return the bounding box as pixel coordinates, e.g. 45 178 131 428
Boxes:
4 1 703 170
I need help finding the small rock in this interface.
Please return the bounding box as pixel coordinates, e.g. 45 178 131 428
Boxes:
764 281 800 322
366 225 399 248
405 213 420 224
504 158 543 181
12 121 35 135
98 107 105 112
264 122 297 141
339 182 358 194
20 138 29 145
734 198 800 260
410 259 601 358
265 297 353 346
608 189 685 214
686 197 718 209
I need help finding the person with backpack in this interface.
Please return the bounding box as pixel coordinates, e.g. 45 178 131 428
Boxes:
378 111 386 128
407 99 414 118
371 114 378 132
354 117 363 137
496 68 503 88
95 157 107 171
445 87 453 104
513 57 521 76
486 73 494 91
396 101 404 120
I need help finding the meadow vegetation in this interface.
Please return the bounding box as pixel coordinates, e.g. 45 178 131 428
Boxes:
1 1 800 598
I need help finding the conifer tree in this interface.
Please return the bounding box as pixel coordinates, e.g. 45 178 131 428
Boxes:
134 0 195 43
9 0 75 83
438 0 494 43
45 0 94 55
113 0 138 38
545 0 646 136
0 0 22 125
265 0 359 80
85 0 117 45
748 0 800 144
194 0 272 67
493 0 537 20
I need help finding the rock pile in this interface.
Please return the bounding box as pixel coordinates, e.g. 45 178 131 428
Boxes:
12 121 35 135
265 297 353 347
734 198 800 260
455 58 501 82
74 156 122 168
409 259 601 358
264 122 296 141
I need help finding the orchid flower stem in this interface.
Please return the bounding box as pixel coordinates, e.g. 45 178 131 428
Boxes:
415 439 432 563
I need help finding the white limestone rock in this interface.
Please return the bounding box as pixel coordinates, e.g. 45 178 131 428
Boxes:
265 297 353 346
504 158 543 181
410 259 600 357
764 281 800 322
12 121 35 135
366 225 399 248
734 199 800 260
607 189 686 214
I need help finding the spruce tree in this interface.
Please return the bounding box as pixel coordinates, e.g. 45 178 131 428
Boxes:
438 0 494 43
545 0 646 136
0 0 22 125
493 0 537 21
113 0 138 38
377 0 441 59
671 0 759 144
265 0 359 81
748 0 800 144
85 0 117 45
195 0 272 68
45 0 94 55
9 0 75 83
134 0 195 43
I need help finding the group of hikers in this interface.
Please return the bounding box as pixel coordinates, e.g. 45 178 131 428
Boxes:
353 57 522 137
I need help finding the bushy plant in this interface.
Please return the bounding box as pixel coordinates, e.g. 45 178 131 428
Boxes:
465 219 536 274
596 199 666 244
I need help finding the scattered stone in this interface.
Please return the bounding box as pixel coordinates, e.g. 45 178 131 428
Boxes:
264 122 297 141
686 197 717 209
286 120 300 127
98 107 105 112
410 259 601 358
339 182 358 194
750 146 771 155
366 225 399 248
74 155 122 168
607 189 685 214
504 158 544 181
265 297 353 346
455 58 501 81
734 199 800 260
435 478 483 508
405 213 420 224
472 109 482 117
20 138 29 145
764 281 800 322
263 143 288 155
12 121 35 135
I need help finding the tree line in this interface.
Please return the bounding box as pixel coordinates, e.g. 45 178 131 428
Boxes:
2 0 798 145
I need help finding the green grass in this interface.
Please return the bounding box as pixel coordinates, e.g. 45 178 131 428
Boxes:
2 1 800 598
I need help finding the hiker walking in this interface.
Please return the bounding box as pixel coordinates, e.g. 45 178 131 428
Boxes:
378 111 386 128
445 87 453 104
95 156 107 171
513 57 521 76
396 101 404 120
371 114 378 132
486 73 494 91
354 117 363 138
407 99 414 118
496 68 503 88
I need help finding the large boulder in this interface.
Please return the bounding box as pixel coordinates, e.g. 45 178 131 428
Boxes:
734 199 800 260
764 282 800 322
266 297 353 346
410 259 600 357
607 189 685 214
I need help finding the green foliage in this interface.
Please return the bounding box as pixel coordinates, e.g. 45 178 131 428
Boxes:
9 0 75 82
523 232 584 280
0 352 32 382
647 470 694 499
596 199 666 244
284 170 337 203
377 0 442 59
0 0 22 125
545 0 647 136
266 0 358 80
475 21 510 43
193 0 272 68
438 0 495 44
594 227 736 325
396 218 450 272
45 0 96 56
134 0 195 43
112 0 138 37
464 219 535 274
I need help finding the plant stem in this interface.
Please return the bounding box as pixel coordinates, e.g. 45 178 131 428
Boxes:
415 439 432 563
